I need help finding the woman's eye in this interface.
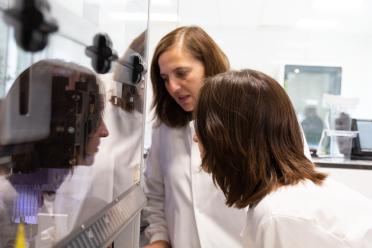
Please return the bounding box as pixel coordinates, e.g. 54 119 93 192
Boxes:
161 77 168 83
176 70 188 78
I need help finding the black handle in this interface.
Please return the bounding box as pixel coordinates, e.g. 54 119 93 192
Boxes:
3 0 58 52
85 33 118 74
131 54 145 85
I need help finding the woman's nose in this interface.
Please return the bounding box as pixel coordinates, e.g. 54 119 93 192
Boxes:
167 77 181 93
99 121 109 138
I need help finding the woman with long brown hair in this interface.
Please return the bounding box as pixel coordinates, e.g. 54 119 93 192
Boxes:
194 69 372 248
142 26 246 248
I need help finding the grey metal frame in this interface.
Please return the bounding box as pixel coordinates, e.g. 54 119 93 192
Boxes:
54 184 147 248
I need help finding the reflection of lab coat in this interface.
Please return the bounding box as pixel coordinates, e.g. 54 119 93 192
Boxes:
54 166 94 235
61 72 143 223
69 74 143 247
0 176 17 248
86 102 142 203
53 73 143 246
243 178 372 248
87 73 143 202
143 122 246 248
73 102 143 247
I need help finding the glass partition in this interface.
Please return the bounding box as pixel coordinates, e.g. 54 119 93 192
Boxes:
0 0 149 247
0 17 7 98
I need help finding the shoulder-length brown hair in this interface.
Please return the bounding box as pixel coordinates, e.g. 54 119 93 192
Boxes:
194 69 326 208
151 25 229 127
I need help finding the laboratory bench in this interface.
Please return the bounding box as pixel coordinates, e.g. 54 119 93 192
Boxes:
313 157 372 170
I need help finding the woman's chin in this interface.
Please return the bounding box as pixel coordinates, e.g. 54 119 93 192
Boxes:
78 155 95 166
180 104 193 112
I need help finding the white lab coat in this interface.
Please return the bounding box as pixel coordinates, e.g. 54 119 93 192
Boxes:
54 73 143 247
0 176 17 248
143 121 246 248
86 96 143 202
143 119 312 248
242 178 372 248
87 73 143 202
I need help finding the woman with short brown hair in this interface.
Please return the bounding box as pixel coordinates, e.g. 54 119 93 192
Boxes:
194 69 372 248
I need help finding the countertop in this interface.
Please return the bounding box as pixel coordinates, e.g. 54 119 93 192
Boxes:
312 157 372 170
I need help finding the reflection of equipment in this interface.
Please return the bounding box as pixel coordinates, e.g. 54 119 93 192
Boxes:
317 94 359 159
0 61 101 172
111 53 146 111
85 33 118 74
9 168 69 224
3 0 59 52
114 53 145 86
351 119 372 160
0 65 52 145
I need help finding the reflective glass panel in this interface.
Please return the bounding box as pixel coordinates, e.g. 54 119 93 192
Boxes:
0 0 149 246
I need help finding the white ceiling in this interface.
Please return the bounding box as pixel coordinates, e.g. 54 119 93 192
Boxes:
149 0 372 34
44 0 372 35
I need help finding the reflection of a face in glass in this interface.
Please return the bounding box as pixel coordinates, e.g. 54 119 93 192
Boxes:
2 59 110 171
55 63 110 167
80 119 109 165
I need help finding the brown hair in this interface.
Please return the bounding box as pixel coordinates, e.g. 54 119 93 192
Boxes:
194 69 327 208
151 26 229 127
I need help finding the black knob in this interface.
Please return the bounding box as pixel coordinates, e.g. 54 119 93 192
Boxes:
131 54 145 85
85 33 118 74
3 0 58 52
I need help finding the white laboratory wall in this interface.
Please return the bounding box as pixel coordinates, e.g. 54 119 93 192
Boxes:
203 27 372 119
